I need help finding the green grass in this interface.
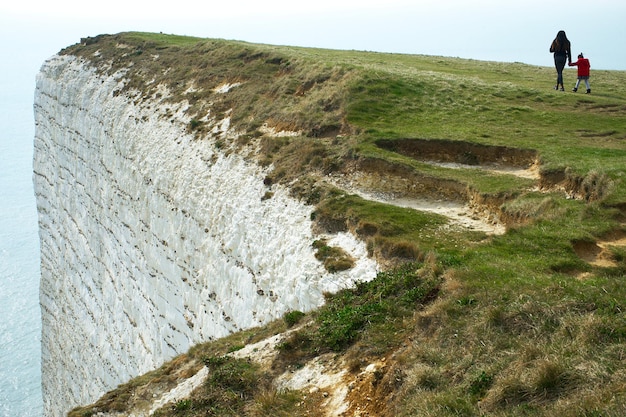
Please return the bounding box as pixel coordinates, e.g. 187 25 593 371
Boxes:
64 32 626 416
314 261 441 352
151 356 303 417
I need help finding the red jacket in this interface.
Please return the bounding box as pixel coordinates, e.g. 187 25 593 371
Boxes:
569 57 590 77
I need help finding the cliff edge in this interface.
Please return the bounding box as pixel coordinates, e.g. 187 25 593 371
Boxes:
33 50 377 416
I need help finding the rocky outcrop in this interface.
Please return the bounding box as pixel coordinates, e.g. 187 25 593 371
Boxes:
33 54 377 416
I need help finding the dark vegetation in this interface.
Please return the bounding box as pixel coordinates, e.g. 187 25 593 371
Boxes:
66 32 626 416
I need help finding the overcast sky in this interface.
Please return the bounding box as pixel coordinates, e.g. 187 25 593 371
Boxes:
1 0 625 91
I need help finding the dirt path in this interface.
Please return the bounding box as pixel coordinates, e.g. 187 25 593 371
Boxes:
324 173 506 235
426 160 540 180
343 184 505 234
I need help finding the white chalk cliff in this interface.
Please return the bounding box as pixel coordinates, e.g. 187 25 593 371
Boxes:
33 54 378 417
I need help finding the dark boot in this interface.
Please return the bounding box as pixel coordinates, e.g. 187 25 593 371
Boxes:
572 87 578 92
586 89 591 94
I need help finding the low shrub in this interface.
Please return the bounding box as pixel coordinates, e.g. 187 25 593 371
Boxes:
314 262 440 352
312 239 355 272
283 310 305 327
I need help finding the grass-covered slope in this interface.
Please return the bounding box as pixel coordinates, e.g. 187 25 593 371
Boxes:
66 32 626 416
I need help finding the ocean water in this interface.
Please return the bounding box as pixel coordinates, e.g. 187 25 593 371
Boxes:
0 49 44 416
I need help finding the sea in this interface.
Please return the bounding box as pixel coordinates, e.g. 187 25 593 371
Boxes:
0 42 46 416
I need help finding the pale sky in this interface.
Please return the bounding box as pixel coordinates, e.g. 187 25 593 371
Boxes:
1 0 625 86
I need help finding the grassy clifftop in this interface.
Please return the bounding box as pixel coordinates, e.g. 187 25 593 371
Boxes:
66 32 626 416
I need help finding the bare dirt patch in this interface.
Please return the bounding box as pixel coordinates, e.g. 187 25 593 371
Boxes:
573 228 626 269
325 171 505 234
426 160 540 179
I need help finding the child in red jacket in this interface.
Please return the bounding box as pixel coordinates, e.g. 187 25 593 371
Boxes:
569 53 591 93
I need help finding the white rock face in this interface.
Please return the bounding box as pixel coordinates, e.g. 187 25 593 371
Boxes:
33 55 378 417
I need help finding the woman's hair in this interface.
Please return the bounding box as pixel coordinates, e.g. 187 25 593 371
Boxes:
552 30 570 53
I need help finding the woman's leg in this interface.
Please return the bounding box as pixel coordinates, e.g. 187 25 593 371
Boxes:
554 56 566 88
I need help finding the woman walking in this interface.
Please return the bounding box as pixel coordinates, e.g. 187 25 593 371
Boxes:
550 30 572 91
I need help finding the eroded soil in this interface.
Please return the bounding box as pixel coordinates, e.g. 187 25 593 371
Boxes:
573 228 626 271
375 138 538 168
325 138 542 235
325 171 506 235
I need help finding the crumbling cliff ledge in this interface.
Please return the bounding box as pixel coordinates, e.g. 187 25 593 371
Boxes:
33 53 377 416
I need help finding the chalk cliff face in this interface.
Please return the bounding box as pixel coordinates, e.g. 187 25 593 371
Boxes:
33 54 377 416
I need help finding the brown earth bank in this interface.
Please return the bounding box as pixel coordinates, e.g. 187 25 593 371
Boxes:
375 138 538 168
